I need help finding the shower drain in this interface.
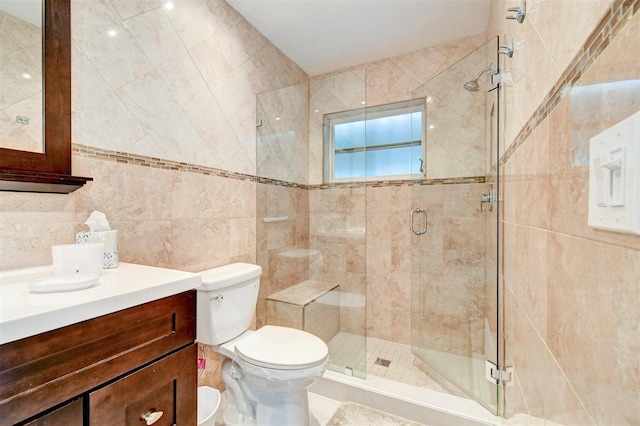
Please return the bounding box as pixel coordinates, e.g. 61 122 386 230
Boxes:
374 357 391 367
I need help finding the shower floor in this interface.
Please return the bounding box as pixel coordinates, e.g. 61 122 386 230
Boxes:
326 332 466 397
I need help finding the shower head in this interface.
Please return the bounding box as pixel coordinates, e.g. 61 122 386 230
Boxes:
463 64 495 92
463 80 480 92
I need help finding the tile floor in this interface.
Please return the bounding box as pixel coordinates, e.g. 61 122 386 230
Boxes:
326 332 466 397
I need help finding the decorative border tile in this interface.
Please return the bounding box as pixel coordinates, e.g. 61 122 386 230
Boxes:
499 0 639 166
72 144 256 182
73 144 486 190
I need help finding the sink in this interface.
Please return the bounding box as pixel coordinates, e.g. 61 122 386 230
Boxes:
0 263 201 345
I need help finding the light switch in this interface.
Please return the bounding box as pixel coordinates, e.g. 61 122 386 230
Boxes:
588 110 640 234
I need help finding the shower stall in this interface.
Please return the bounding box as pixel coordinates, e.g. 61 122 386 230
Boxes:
255 37 504 416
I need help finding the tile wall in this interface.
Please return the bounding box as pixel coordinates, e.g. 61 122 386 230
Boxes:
0 0 308 391
305 37 493 349
256 182 309 328
254 81 311 328
1 0 307 271
488 0 640 424
309 35 489 185
0 10 42 153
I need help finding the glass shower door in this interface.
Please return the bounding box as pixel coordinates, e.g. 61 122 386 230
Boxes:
410 37 501 414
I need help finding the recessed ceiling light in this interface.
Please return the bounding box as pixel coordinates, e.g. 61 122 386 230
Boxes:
107 29 118 37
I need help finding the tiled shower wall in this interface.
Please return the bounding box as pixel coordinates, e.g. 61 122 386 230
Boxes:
309 34 489 185
306 36 492 346
489 0 640 424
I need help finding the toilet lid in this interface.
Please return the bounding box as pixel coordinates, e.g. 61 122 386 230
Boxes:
235 325 329 370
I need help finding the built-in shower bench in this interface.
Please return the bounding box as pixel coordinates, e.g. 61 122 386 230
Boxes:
266 280 340 343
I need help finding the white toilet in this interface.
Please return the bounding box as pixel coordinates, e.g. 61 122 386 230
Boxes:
197 263 329 426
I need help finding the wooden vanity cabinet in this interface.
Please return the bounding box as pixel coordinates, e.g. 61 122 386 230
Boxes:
0 291 197 426
24 399 83 425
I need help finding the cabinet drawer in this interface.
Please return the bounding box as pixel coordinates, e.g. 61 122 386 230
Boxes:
24 399 83 426
90 344 197 426
0 291 195 425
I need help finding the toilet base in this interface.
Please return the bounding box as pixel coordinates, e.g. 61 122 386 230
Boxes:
217 352 327 426
222 399 256 426
221 391 321 426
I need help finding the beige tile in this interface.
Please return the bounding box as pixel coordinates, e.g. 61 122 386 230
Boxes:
115 71 203 161
547 232 639 425
365 185 411 216
171 171 219 219
170 218 229 272
163 0 215 49
507 13 559 127
229 217 256 259
110 220 171 267
580 8 640 87
511 299 546 419
71 0 154 90
0 219 76 269
126 7 208 107
392 45 449 85
506 225 548 339
108 0 159 20
0 45 40 98
71 43 146 152
529 0 611 75
266 299 303 329
0 9 41 50
504 117 549 229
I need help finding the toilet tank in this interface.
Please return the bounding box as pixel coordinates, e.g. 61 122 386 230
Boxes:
197 263 262 345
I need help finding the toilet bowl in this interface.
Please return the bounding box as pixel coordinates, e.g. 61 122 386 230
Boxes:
197 263 329 426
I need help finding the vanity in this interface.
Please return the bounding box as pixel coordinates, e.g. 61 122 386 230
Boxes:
0 263 201 425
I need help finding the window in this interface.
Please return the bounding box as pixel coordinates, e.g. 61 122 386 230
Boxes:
324 100 425 182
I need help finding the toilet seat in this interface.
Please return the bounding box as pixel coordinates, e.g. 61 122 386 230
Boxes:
234 325 329 370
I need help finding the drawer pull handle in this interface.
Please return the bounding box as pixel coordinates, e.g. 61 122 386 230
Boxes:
141 410 163 425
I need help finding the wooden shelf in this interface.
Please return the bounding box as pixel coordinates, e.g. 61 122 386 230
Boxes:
0 170 92 194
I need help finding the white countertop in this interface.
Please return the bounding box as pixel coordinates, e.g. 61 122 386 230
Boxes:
0 263 201 345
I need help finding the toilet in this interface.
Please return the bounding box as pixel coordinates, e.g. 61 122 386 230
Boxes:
196 263 329 426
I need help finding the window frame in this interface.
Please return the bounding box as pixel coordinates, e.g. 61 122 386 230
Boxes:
323 99 426 183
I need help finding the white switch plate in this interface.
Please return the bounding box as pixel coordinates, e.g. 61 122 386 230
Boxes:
588 110 640 234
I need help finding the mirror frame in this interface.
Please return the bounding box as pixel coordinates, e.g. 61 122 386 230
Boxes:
0 0 91 193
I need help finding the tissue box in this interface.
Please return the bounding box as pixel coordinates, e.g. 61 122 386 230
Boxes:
76 230 119 269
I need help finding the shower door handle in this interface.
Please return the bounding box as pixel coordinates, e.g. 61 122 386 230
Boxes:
410 208 427 235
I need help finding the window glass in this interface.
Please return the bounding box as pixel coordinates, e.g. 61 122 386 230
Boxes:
325 101 424 182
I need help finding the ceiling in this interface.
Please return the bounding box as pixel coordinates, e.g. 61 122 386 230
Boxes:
226 0 492 76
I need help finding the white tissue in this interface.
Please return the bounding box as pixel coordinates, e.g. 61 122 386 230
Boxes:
84 211 111 232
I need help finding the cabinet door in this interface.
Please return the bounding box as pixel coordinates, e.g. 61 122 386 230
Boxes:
89 344 197 425
24 399 83 426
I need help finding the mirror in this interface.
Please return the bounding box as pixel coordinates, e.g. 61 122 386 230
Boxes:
0 0 90 193
0 0 43 153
